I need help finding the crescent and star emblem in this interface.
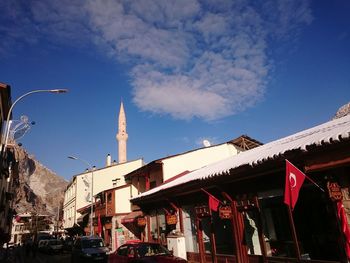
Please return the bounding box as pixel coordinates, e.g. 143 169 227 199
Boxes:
289 172 297 188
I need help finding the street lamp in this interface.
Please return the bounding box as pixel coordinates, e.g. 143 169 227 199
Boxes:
1 89 68 152
68 155 94 236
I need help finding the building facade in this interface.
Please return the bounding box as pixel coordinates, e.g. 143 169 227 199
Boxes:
121 136 261 245
0 82 17 247
9 213 55 245
131 115 350 263
63 158 144 236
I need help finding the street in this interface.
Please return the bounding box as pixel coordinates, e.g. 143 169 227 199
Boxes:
3 246 71 263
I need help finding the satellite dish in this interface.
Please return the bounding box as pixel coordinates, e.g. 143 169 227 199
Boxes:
85 193 91 202
203 139 211 147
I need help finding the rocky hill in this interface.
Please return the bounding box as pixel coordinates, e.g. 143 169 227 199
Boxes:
333 101 350 119
13 146 68 217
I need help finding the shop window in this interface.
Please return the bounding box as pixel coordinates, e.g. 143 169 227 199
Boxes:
292 186 341 261
242 210 262 255
149 211 169 245
259 195 296 257
182 205 199 253
150 214 158 242
200 217 212 253
212 211 235 255
158 212 167 245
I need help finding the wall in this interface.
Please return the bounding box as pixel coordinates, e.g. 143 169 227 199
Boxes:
63 178 76 229
114 186 133 214
93 158 144 196
162 144 239 182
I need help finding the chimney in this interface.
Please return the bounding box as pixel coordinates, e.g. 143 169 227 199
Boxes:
106 154 112 167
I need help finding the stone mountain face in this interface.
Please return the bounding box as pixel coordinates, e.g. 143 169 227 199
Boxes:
333 102 350 119
13 146 68 217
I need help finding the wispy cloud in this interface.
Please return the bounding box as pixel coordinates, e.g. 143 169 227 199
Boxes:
0 0 313 121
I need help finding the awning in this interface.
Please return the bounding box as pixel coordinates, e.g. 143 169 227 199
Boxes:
77 213 89 223
65 224 84 236
121 211 143 224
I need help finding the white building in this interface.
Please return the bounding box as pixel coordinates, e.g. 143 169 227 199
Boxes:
63 102 144 238
63 157 144 235
9 213 54 245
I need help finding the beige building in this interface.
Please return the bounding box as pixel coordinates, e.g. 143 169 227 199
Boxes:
63 157 144 234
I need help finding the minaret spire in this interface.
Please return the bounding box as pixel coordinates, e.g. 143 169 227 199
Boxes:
116 101 128 163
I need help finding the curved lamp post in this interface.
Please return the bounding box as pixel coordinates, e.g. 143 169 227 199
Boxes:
68 155 94 236
2 89 68 151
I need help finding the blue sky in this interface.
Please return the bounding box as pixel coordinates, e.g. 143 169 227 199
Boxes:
1 0 349 181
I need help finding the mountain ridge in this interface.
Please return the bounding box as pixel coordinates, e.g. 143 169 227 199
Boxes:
14 145 68 217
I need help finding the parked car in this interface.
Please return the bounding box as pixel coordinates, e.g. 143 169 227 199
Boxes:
45 239 63 254
109 242 187 262
71 236 109 262
38 240 50 252
63 237 74 251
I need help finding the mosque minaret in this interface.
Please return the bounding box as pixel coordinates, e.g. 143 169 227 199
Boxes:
116 102 128 164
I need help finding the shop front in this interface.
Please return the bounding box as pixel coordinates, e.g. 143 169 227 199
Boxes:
130 115 350 263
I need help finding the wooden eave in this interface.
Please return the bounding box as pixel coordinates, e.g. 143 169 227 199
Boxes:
228 134 263 150
124 160 162 180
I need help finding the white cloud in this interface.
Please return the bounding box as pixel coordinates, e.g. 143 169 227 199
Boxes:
0 0 313 121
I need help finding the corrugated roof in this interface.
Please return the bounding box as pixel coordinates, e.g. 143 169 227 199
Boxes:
132 115 350 200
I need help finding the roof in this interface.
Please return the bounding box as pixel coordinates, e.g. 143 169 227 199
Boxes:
121 210 143 224
125 135 259 180
132 114 350 201
228 135 263 150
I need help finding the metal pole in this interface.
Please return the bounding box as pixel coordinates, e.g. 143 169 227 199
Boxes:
91 169 94 236
287 205 301 260
1 89 68 152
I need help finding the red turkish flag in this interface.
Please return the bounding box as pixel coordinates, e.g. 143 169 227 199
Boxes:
209 194 220 212
337 201 350 258
284 160 306 210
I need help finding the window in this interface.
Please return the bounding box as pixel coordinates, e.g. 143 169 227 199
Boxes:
182 205 199 253
259 195 295 257
150 181 157 189
117 245 128 256
242 210 262 255
82 238 104 248
213 210 235 255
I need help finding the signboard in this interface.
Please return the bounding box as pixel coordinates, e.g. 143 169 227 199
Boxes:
219 205 232 219
195 205 210 218
166 214 177 225
327 181 343 201
137 217 147 227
